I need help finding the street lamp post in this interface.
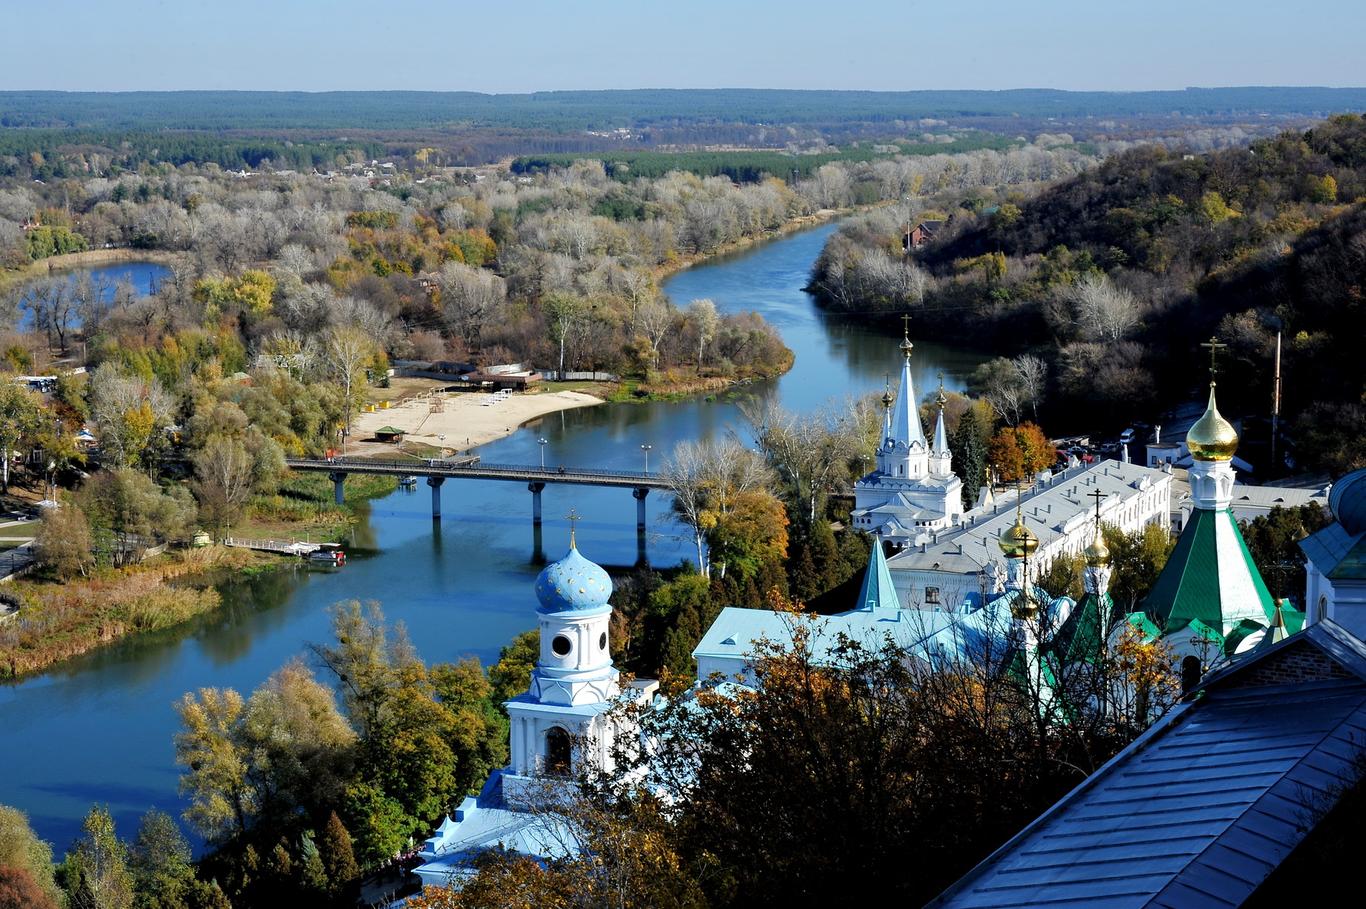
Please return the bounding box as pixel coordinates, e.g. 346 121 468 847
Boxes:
538 437 549 469
640 443 653 473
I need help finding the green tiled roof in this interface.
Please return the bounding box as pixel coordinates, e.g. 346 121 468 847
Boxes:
1144 507 1274 635
1124 611 1162 642
1046 592 1114 668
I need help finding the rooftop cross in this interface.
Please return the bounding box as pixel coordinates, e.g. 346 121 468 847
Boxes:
1088 489 1106 527
900 314 914 360
566 508 581 546
936 371 946 406
1200 335 1228 384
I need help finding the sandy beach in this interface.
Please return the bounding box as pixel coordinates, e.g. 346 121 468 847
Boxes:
349 386 604 456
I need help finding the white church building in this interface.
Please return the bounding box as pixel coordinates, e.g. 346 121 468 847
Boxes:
412 531 657 888
851 330 964 546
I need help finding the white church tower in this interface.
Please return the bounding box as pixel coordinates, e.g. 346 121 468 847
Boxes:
852 324 964 547
504 526 621 799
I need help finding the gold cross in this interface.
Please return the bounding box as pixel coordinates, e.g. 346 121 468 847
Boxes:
566 508 581 546
1200 335 1227 383
901 313 912 339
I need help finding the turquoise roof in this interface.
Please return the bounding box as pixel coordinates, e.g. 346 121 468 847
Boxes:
534 540 612 613
856 540 902 611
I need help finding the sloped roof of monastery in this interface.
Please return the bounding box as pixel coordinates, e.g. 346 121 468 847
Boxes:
889 460 1169 577
928 620 1366 909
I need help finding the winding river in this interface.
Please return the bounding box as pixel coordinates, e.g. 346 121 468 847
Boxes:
0 222 988 849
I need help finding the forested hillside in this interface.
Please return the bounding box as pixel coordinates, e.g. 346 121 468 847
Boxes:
811 114 1366 475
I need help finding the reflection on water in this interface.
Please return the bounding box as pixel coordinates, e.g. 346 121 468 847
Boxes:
0 221 991 852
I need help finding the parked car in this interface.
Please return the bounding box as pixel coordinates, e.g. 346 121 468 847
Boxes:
1119 427 1135 444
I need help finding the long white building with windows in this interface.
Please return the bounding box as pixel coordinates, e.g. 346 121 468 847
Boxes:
886 459 1173 610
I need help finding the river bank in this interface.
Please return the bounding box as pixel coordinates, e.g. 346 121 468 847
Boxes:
653 206 849 284
349 386 604 456
0 472 397 679
0 546 270 679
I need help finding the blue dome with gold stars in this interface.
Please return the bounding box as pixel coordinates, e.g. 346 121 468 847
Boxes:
534 539 613 613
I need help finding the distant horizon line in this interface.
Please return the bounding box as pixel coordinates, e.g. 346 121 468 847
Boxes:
3 85 1366 96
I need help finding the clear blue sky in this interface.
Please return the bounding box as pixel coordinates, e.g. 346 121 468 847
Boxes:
6 0 1364 92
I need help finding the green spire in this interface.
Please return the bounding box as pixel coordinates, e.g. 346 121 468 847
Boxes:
858 537 903 611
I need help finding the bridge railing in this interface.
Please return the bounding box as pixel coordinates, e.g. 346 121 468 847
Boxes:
285 457 660 483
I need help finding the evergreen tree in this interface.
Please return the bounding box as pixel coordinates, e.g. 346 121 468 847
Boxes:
317 811 359 898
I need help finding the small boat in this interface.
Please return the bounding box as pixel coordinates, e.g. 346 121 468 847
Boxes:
306 543 346 566
398 475 418 488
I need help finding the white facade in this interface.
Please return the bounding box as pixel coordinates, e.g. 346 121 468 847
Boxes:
887 460 1172 611
851 342 963 547
1301 469 1366 634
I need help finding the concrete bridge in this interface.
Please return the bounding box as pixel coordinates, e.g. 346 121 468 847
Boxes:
284 457 668 533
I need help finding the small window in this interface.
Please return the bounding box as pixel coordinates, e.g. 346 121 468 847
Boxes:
925 586 940 605
599 631 608 651
551 634 572 657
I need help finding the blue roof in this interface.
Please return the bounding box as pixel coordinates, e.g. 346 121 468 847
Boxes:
929 621 1366 909
693 601 1015 672
855 541 902 612
534 539 612 613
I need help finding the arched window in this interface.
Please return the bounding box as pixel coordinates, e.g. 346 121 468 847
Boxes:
545 726 571 776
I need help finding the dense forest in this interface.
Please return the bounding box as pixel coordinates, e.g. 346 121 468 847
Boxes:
811 114 1366 476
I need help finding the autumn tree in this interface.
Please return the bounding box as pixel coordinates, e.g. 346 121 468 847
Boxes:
322 325 374 450
0 805 61 908
687 298 719 373
317 811 359 900
35 501 95 579
0 866 59 909
192 436 256 535
62 805 135 909
987 421 1054 484
0 382 41 492
88 364 175 469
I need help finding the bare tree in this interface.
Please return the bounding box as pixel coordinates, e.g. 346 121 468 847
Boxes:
1068 273 1142 342
660 438 771 576
636 300 674 370
322 326 373 450
1013 354 1048 421
742 398 860 525
438 262 506 351
688 298 719 374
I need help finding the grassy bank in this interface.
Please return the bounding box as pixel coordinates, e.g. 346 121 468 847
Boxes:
0 547 271 679
0 471 398 679
235 471 399 543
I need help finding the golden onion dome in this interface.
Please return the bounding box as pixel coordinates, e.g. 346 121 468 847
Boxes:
1187 383 1239 461
900 335 914 358
881 388 895 407
1010 592 1039 620
1084 531 1110 567
999 512 1039 559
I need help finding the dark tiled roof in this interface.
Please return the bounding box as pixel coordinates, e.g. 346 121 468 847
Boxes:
930 622 1366 909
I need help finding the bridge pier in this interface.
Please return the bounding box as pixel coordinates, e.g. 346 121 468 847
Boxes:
529 481 546 526
329 472 347 506
633 487 649 533
427 476 445 520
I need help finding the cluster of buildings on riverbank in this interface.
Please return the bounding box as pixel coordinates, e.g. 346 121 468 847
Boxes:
407 333 1366 905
